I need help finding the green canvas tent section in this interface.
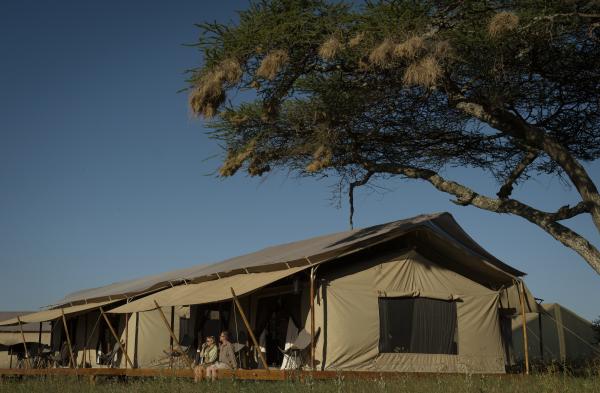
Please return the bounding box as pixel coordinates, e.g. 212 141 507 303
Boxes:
509 303 599 365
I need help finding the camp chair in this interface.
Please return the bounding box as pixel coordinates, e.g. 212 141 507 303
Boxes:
50 342 76 367
97 341 122 368
280 327 320 370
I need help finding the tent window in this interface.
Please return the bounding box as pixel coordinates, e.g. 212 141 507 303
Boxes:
379 297 457 354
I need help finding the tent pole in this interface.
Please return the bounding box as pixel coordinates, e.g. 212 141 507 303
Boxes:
60 309 77 369
310 267 316 371
518 280 530 375
99 307 134 369
152 301 194 369
169 306 175 369
16 317 31 369
125 313 129 370
230 288 269 371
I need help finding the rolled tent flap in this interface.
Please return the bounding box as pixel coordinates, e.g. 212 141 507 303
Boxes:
0 300 119 326
109 266 308 314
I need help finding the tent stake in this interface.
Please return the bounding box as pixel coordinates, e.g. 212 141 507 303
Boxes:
60 309 77 369
310 267 316 371
230 288 269 371
518 280 530 375
152 301 194 369
99 307 134 369
16 317 31 369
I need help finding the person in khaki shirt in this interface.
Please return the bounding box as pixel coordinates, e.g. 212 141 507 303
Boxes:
193 336 218 382
206 331 237 381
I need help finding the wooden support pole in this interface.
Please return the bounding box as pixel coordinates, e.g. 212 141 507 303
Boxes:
125 313 129 370
16 317 31 369
230 288 269 371
310 267 316 371
518 280 530 375
152 301 194 369
99 307 134 369
169 306 175 369
60 309 77 369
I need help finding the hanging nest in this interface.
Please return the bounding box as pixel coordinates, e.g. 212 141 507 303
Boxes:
189 58 242 118
306 145 333 173
319 36 343 61
403 55 442 88
256 50 289 80
488 11 520 37
189 70 226 118
393 35 425 59
219 140 257 177
368 39 395 67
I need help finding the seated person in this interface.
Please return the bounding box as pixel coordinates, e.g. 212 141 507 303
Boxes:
205 331 237 381
193 336 218 382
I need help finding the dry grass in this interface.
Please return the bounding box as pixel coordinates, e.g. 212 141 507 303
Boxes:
2 372 600 393
348 32 365 47
368 39 395 67
256 50 289 80
434 40 453 60
319 36 343 60
403 55 442 88
488 11 520 37
393 35 425 60
306 145 333 173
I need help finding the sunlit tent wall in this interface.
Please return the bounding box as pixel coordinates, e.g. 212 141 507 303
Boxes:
508 303 599 365
0 312 51 368
0 213 537 373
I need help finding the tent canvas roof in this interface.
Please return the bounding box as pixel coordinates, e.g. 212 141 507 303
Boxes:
0 312 51 332
54 212 524 307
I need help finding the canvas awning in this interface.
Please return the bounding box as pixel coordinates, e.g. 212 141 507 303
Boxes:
110 266 308 314
0 300 118 326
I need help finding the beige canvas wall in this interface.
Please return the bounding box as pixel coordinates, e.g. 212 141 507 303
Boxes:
318 249 505 373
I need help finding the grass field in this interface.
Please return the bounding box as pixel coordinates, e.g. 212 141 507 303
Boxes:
1 373 599 393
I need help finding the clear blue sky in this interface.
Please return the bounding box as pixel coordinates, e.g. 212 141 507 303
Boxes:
0 1 598 320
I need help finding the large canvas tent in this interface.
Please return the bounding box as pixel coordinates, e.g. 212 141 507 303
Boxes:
0 213 536 372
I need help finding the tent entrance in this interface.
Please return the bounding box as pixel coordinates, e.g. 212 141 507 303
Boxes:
254 291 302 368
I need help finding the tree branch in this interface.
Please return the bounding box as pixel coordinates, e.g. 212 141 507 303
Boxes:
348 171 373 230
361 161 600 275
446 89 600 238
497 151 538 199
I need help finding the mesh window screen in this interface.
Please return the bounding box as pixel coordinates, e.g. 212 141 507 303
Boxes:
379 297 457 354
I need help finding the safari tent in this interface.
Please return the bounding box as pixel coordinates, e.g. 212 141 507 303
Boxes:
0 312 50 368
0 213 536 373
508 303 599 366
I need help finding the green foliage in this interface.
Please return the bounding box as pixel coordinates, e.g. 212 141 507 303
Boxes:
188 0 600 187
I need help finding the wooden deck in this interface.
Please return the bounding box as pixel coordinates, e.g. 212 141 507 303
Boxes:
0 368 507 381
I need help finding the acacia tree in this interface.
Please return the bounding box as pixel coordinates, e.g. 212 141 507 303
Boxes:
188 0 600 274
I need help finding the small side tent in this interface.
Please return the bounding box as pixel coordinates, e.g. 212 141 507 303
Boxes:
509 303 599 365
0 213 536 373
0 312 51 368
